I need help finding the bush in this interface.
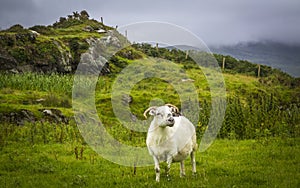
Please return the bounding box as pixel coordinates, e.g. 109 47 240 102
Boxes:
53 18 83 28
0 34 15 46
6 24 26 32
9 47 29 64
29 25 54 35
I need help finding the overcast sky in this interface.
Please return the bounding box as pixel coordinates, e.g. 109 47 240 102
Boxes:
1 0 300 46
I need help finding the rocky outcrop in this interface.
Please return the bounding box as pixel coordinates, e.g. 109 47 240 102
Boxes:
40 108 69 124
0 109 36 126
0 49 18 72
0 109 69 125
0 30 125 74
0 12 123 74
77 30 124 75
0 36 74 74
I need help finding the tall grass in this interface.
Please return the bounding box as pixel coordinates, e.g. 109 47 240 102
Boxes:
1 72 299 141
0 73 73 96
0 120 83 148
198 95 300 140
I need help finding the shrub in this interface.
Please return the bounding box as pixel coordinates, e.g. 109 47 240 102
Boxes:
29 25 54 35
9 47 29 64
6 24 26 32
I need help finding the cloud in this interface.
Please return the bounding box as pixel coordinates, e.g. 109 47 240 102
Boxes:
0 0 299 45
0 0 38 28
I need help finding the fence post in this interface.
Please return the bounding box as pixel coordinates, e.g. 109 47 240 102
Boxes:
125 30 128 38
185 50 189 60
258 64 261 77
222 57 226 69
74 147 78 160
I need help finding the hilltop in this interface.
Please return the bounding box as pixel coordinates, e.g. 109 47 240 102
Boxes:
0 10 112 74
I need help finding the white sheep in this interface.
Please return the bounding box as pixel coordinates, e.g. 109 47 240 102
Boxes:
144 104 197 182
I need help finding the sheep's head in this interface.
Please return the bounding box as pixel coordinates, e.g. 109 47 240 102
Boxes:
143 104 179 127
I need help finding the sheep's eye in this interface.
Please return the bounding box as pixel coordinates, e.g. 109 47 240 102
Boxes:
156 113 162 116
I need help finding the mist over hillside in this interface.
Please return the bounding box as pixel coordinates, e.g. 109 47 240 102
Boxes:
211 41 300 77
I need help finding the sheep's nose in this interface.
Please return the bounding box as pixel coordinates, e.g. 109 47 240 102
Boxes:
168 117 174 123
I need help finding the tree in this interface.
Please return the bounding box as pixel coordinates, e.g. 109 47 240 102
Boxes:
59 17 67 23
80 10 90 20
7 24 24 32
73 11 80 20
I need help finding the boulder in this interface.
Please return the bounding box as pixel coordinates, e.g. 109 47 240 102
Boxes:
40 108 69 124
0 49 18 71
0 109 36 125
0 108 70 125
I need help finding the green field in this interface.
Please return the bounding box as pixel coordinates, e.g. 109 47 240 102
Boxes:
0 124 299 188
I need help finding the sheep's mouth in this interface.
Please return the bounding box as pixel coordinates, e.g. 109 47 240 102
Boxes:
167 122 174 127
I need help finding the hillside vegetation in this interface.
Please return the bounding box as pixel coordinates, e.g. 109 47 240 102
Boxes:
0 11 299 138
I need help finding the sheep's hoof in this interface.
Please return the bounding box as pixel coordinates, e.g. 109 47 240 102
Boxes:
192 172 197 177
180 174 186 178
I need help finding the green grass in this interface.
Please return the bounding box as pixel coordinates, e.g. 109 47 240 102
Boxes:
0 134 298 187
0 67 299 187
0 73 73 95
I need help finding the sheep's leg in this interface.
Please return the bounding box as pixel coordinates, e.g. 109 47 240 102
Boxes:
180 161 186 177
153 156 160 182
166 156 172 181
191 151 196 175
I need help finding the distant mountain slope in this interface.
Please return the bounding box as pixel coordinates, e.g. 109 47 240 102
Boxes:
211 41 300 77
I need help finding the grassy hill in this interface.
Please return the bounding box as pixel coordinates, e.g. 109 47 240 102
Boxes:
0 11 299 138
0 61 299 140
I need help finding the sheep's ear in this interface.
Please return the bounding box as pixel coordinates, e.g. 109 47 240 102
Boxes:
143 106 157 119
149 108 157 116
